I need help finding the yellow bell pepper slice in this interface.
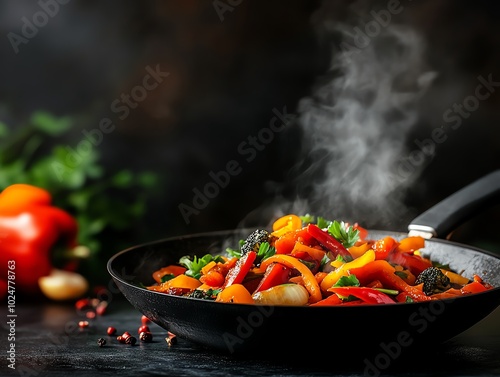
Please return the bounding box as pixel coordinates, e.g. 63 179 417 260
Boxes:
348 242 372 259
320 249 376 291
270 214 302 237
441 269 470 285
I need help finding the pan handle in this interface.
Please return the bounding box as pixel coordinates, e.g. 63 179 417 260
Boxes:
408 170 500 239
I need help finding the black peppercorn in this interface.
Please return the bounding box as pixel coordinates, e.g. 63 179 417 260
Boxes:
97 338 106 347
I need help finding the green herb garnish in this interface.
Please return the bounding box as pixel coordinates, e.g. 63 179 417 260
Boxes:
327 220 360 248
179 254 225 279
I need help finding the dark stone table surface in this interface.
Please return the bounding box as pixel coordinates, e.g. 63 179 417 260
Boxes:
5 297 500 377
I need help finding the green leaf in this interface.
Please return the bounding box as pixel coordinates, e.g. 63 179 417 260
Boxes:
161 274 175 283
226 247 242 258
395 271 408 280
299 214 315 224
112 170 133 187
137 171 158 187
334 275 360 287
179 254 224 280
327 220 360 248
30 111 73 136
316 217 330 229
0 122 9 137
256 242 275 263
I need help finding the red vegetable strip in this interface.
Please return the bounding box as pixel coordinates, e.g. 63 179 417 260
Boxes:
348 260 431 302
253 263 290 293
306 223 352 260
328 286 395 304
224 251 256 288
309 294 343 306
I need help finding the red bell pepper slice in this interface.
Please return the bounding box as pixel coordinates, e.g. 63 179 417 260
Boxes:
274 228 317 254
310 293 342 306
348 260 431 302
306 223 352 260
387 251 432 277
328 286 395 304
372 236 398 260
224 251 256 288
352 223 368 241
253 263 290 293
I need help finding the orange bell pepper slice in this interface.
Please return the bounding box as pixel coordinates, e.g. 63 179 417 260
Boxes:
291 242 326 264
372 236 398 260
260 254 322 303
152 265 187 284
396 236 425 253
148 274 201 292
216 284 254 304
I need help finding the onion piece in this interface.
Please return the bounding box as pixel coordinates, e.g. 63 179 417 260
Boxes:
252 283 309 306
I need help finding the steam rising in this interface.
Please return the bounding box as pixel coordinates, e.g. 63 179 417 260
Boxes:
239 2 437 231
290 5 436 229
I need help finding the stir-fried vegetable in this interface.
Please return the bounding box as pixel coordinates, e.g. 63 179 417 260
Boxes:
146 214 495 306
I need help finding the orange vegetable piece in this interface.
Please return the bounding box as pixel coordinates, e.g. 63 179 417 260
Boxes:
291 242 326 264
348 242 371 259
216 284 254 304
152 265 187 284
260 254 322 303
396 236 425 253
161 274 201 290
271 214 302 237
199 269 225 287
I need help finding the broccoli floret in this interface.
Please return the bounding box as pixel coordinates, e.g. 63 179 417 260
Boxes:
241 229 272 255
415 267 451 295
186 288 220 300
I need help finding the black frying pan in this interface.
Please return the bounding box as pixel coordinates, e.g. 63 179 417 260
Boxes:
108 171 500 359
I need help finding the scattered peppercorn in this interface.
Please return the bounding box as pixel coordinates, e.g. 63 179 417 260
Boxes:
97 338 106 347
96 301 108 316
78 320 89 328
139 331 153 342
107 326 117 336
121 331 132 343
75 298 91 311
85 311 96 320
165 332 177 347
141 315 151 325
116 335 125 343
138 325 150 334
125 336 137 345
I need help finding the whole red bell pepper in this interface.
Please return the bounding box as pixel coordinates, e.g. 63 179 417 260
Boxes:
0 184 79 295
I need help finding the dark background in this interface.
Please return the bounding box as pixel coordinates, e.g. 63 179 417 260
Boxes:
1 0 500 280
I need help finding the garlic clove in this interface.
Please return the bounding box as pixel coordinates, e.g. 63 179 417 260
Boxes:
38 268 89 301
